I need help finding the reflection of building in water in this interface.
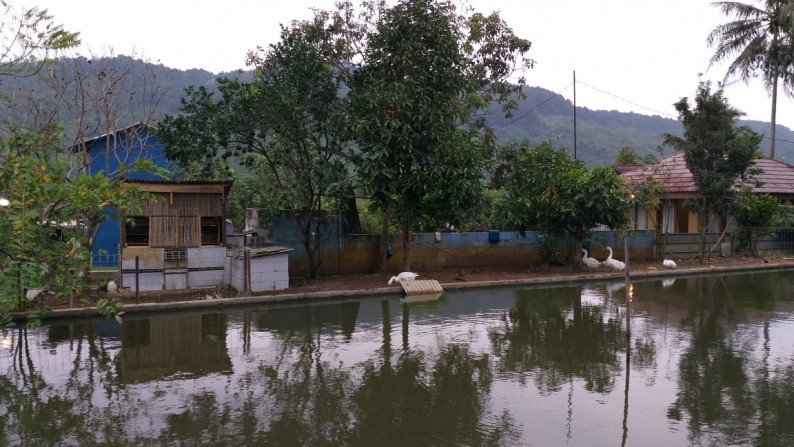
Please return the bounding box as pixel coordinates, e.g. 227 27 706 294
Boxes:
253 301 361 340
116 313 231 383
48 320 121 345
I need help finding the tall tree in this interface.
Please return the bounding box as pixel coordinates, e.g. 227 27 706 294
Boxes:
343 0 533 272
492 141 631 272
707 0 794 159
663 82 762 261
0 126 148 328
0 2 80 83
159 24 351 278
615 146 640 165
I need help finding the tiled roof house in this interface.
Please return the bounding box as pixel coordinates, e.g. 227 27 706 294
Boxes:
619 153 794 233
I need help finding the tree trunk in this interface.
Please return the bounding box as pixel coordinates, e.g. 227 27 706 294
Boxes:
402 215 411 272
572 230 583 273
341 188 362 234
374 209 391 273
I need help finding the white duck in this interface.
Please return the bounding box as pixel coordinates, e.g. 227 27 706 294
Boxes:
388 272 419 285
107 279 118 293
663 259 677 269
581 248 601 270
602 246 626 271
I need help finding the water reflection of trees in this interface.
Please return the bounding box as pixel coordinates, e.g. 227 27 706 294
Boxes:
489 287 628 394
665 273 794 446
241 299 519 446
1 301 520 446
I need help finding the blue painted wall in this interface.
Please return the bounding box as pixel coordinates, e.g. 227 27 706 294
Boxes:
269 216 657 277
86 126 174 267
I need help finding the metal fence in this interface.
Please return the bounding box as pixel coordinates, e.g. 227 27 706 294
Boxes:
728 227 794 257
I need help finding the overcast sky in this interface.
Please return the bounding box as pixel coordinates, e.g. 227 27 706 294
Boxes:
12 0 794 127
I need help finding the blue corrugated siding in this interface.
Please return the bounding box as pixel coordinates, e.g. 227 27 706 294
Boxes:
87 128 174 267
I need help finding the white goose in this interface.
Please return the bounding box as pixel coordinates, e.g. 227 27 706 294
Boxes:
388 272 419 285
663 259 677 269
581 248 601 270
602 246 626 271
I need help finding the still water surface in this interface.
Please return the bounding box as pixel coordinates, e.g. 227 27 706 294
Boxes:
2 270 794 446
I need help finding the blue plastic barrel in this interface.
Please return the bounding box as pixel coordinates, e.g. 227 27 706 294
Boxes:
488 230 500 243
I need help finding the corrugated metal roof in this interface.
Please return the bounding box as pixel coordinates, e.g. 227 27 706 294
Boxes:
620 153 794 196
69 122 149 152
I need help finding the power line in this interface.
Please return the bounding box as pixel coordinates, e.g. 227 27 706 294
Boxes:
575 79 794 145
497 77 794 147
575 80 678 119
495 82 573 129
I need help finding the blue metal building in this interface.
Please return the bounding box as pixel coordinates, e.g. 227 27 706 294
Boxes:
74 123 174 267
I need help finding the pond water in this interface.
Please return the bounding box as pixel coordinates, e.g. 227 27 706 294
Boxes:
2 269 794 446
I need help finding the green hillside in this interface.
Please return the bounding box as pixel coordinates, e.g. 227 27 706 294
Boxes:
489 86 794 167
2 57 792 167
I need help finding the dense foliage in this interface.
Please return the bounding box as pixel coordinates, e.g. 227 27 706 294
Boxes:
345 0 510 271
664 82 762 260
158 24 351 278
0 127 148 328
492 141 631 271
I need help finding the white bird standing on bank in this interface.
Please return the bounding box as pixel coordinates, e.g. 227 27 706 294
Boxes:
602 246 626 271
388 272 419 285
107 280 118 293
581 248 601 270
663 259 677 269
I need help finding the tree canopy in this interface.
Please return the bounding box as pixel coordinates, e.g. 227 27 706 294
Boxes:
335 0 533 271
707 0 794 158
493 141 631 271
663 81 762 259
0 127 148 328
159 23 351 278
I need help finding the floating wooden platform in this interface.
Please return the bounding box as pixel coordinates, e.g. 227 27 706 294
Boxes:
401 279 444 296
401 293 444 304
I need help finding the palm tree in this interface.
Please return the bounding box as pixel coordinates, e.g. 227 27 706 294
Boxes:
707 0 794 159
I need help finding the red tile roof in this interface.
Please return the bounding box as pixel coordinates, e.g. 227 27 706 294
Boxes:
619 153 794 196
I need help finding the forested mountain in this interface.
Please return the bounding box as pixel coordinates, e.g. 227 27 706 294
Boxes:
2 56 792 167
490 86 794 167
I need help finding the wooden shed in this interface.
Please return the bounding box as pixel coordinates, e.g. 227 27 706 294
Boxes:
120 180 233 292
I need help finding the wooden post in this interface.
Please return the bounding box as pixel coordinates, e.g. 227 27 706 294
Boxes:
245 249 251 295
135 255 140 304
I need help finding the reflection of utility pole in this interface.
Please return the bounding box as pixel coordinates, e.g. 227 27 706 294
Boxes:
566 377 573 441
621 341 631 447
622 235 631 447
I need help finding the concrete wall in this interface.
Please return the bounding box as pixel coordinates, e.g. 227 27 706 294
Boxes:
121 246 227 292
230 252 290 292
278 230 655 277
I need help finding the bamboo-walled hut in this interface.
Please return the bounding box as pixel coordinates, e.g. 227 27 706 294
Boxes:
120 180 233 292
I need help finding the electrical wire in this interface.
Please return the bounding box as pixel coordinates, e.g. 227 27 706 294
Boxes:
495 82 573 129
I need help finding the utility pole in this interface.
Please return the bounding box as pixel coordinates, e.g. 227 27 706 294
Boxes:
573 70 577 160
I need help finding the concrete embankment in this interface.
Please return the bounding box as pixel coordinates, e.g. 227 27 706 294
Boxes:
16 261 794 321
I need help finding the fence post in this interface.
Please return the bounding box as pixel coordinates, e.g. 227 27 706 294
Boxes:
135 255 140 304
